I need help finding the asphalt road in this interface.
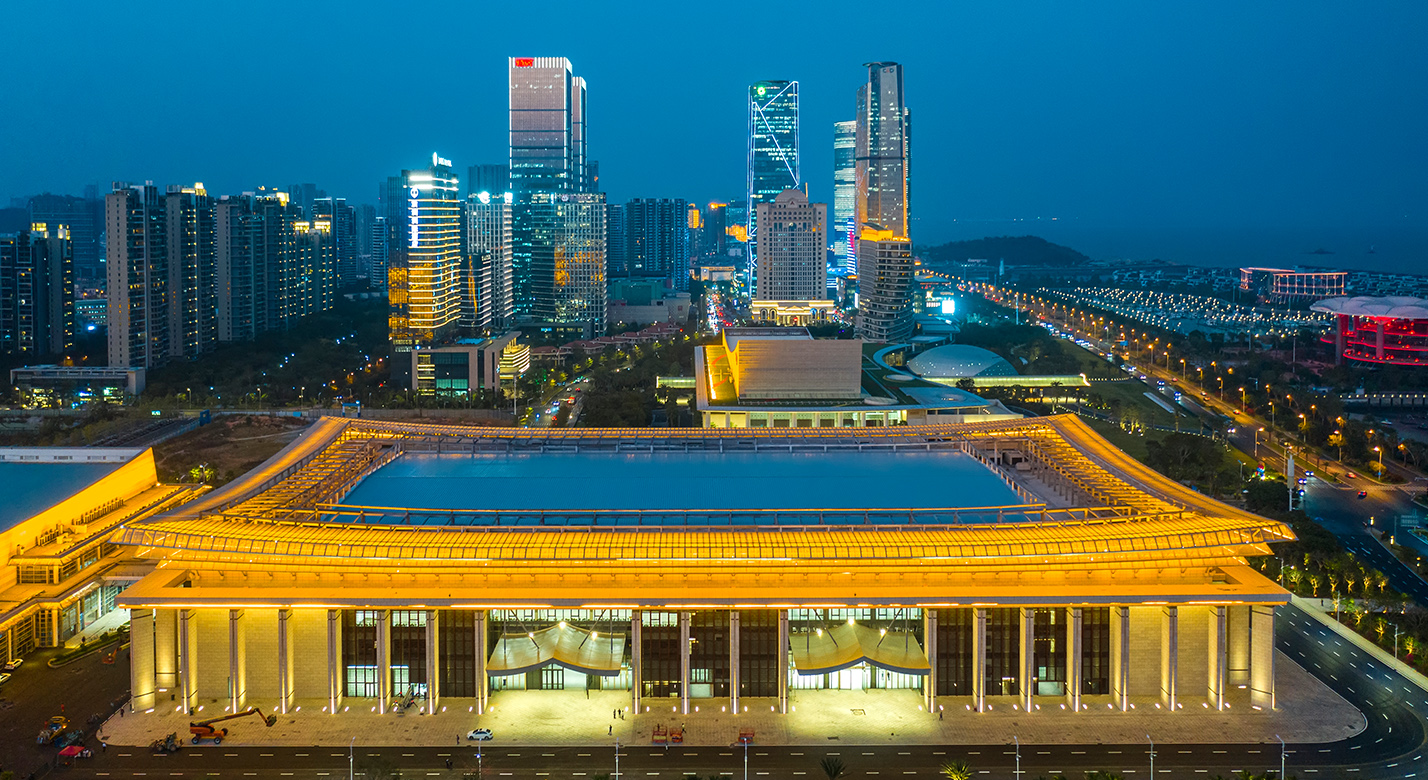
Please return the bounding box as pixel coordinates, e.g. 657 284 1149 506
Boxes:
1 640 131 780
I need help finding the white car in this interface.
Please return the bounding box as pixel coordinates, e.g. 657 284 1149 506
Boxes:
2 658 21 671
467 728 493 741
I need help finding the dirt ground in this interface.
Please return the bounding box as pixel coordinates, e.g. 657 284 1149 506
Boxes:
152 415 311 485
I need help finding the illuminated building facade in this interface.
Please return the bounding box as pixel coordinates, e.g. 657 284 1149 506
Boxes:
0 223 74 356
1239 267 1347 304
217 193 336 343
856 227 914 343
747 80 800 268
509 57 591 194
163 185 219 360
466 191 514 331
856 62 911 240
1313 295 1428 366
112 416 1288 721
388 155 464 354
833 120 856 271
511 192 607 337
623 198 690 288
752 190 828 325
369 216 389 293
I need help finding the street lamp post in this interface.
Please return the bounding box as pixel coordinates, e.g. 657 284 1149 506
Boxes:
1014 736 1021 778
349 737 355 780
615 737 621 780
1147 735 1155 779
1276 734 1286 780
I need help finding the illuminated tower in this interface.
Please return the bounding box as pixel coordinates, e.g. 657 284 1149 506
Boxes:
509 57 593 193
855 62 911 240
511 192 606 338
746 80 800 269
0 223 74 356
832 120 856 272
389 154 464 354
466 190 514 331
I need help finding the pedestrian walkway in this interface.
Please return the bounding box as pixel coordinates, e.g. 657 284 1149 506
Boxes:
99 653 1361 749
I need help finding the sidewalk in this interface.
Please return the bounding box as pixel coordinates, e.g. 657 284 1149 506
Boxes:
1292 595 1428 694
98 656 1362 749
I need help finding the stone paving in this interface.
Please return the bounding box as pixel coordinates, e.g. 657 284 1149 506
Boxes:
99 652 1362 749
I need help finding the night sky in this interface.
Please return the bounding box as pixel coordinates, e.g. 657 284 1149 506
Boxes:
2 1 1424 268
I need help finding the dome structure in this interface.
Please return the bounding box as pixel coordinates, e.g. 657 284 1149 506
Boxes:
905 345 1018 379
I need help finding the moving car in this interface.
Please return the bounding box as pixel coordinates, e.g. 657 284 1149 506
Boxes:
467 728 493 741
1357 490 1369 499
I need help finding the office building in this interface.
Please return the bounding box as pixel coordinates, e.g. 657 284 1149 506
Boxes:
606 203 627 276
0 223 75 356
856 226 914 343
753 190 826 307
702 202 728 258
832 120 857 270
509 58 592 193
285 183 325 216
369 216 389 293
410 332 519 396
10 365 145 407
466 191 514 331
511 192 607 337
313 198 358 288
468 164 511 197
624 198 690 287
856 62 912 240
388 154 464 354
747 81 800 263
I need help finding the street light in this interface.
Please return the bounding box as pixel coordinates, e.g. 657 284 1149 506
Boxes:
1146 735 1155 779
349 736 355 780
1014 736 1021 778
1276 734 1286 780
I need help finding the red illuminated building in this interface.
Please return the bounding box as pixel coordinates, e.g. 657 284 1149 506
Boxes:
1312 296 1428 366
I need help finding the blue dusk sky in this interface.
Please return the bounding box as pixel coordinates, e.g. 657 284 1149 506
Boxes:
1 1 1424 267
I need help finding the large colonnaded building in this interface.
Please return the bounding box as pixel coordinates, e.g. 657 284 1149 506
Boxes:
112 414 1293 725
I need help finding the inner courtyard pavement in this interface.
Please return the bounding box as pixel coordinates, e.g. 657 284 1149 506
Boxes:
100 652 1361 749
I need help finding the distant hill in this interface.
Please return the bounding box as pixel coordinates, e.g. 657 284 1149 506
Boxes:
921 235 1091 267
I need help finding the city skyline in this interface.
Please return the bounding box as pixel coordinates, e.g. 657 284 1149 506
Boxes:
2 3 1424 269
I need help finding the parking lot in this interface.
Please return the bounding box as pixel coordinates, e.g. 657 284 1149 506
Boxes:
0 639 132 779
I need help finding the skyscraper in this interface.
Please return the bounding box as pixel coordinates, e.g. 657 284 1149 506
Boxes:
388 154 463 354
509 57 591 193
511 192 606 337
369 216 389 293
467 164 510 197
28 193 102 284
106 183 166 367
855 226 914 343
624 198 690 287
605 203 627 277
164 185 219 360
746 80 800 265
466 190 514 331
0 223 74 356
855 62 911 240
754 190 826 303
832 120 857 271
216 193 336 343
313 197 357 288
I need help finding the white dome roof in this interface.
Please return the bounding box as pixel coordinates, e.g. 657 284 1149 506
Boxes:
906 345 1018 379
1311 296 1428 319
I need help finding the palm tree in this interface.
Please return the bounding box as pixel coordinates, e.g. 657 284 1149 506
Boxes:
940 762 972 780
820 758 847 780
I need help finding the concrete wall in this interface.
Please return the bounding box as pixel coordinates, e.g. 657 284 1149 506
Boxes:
1127 606 1162 697
194 609 230 701
1177 605 1210 702
244 610 279 706
292 609 330 700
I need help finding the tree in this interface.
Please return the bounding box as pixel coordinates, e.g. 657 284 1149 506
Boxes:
820 757 847 780
940 763 971 780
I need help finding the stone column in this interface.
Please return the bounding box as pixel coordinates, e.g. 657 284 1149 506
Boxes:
1160 606 1178 710
155 608 177 690
631 612 643 714
1019 608 1035 711
1066 607 1083 712
1110 606 1129 712
376 610 391 713
228 609 246 714
729 611 741 715
474 611 488 715
777 610 789 714
972 608 988 712
327 610 343 713
1208 606 1227 710
679 611 691 715
277 609 294 714
425 609 440 714
130 608 156 711
924 609 938 713
1250 605 1276 709
1227 605 1251 686
178 609 197 714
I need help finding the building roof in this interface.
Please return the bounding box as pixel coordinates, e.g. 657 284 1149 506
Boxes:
1311 295 1428 319
0 462 122 532
906 345 1018 379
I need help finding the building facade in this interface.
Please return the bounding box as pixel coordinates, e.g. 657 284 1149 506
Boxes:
856 227 914 343
624 198 690 288
509 57 589 194
466 191 514 331
511 192 607 337
753 189 827 307
388 155 464 354
410 332 519 396
105 183 167 368
833 120 857 273
0 223 74 357
313 197 357 288
216 193 336 343
856 62 911 241
747 81 800 266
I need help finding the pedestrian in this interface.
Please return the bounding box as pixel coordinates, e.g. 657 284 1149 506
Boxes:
608 726 613 736
457 735 461 745
938 711 942 721
102 742 107 752
445 759 452 770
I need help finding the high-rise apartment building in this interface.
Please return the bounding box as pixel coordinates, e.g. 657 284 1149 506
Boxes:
106 183 166 368
466 191 514 331
833 120 857 271
605 203 627 277
28 194 102 283
369 216 389 293
509 58 592 193
0 223 74 356
747 80 800 262
313 197 357 288
216 193 336 343
855 226 914 343
164 185 219 360
754 190 826 303
511 192 606 336
624 198 690 288
855 62 912 240
388 154 464 354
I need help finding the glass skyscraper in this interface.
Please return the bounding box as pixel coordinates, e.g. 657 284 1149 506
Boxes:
511 192 607 338
509 57 593 194
746 80 800 271
832 120 857 272
855 62 911 240
388 154 463 355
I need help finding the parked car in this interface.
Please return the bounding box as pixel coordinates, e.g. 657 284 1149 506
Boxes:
467 728 493 741
3 658 22 671
0 672 10 685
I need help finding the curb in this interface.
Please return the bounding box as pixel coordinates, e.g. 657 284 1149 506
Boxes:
48 638 128 669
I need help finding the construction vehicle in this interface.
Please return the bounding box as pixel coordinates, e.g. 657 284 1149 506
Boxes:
149 733 181 754
188 706 277 744
36 715 69 744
